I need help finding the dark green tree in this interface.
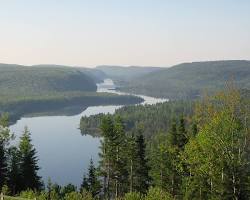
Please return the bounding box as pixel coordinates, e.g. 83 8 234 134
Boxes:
7 147 21 194
98 115 115 199
134 131 151 194
19 126 42 191
177 116 188 150
87 159 101 197
0 113 13 191
61 183 76 197
80 174 89 192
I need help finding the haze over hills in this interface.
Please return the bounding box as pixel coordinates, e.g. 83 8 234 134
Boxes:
117 60 250 99
96 65 162 82
0 63 142 123
0 64 98 96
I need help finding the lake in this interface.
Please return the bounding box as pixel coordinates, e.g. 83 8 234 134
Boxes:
9 79 167 187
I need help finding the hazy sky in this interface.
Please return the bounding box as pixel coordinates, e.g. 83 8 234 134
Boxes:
0 0 249 67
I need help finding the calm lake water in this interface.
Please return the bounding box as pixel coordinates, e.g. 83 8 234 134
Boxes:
10 79 167 187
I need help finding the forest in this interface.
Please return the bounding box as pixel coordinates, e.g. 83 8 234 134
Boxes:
114 60 250 99
0 64 142 123
0 85 249 200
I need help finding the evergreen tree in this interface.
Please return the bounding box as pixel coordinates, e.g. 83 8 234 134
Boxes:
149 133 170 191
177 116 188 150
98 115 115 199
7 147 21 194
134 131 150 194
19 126 42 191
87 159 101 197
0 114 13 191
99 115 129 198
127 133 137 193
80 174 89 192
113 116 129 197
0 140 7 190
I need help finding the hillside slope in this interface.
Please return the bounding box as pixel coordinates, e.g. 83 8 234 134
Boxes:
96 65 162 82
0 64 142 122
0 64 97 98
120 60 250 99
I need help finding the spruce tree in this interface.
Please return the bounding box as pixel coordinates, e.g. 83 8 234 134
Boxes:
113 116 129 197
98 115 115 199
134 131 150 194
0 114 13 191
7 147 21 195
177 116 188 150
19 126 42 191
87 159 101 197
0 140 7 190
127 133 137 193
80 174 89 192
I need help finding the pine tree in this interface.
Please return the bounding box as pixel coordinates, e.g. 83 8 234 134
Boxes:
19 126 42 191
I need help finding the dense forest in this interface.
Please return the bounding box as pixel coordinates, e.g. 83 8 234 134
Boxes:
1 85 249 199
80 101 193 138
116 60 250 99
0 64 142 123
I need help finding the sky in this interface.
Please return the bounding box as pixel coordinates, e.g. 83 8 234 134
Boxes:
0 0 249 67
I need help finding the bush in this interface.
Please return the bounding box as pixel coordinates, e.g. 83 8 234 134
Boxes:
145 187 173 200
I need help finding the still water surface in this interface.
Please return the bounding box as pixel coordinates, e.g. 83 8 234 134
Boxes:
10 79 166 186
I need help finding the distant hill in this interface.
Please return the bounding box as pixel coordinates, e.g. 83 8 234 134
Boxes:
96 65 162 82
119 60 250 99
32 64 107 83
0 63 142 123
0 64 97 98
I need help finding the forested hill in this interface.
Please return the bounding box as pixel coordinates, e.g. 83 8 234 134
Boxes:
0 63 98 97
34 64 107 83
0 63 143 123
119 60 250 99
96 65 162 82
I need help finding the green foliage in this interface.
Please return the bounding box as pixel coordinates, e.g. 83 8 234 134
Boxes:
183 87 250 199
0 64 142 124
19 127 42 191
133 133 151 194
7 147 22 194
0 64 97 98
119 60 250 99
80 100 193 138
64 191 83 200
0 114 14 190
123 192 142 200
80 159 101 197
144 187 173 200
19 189 37 199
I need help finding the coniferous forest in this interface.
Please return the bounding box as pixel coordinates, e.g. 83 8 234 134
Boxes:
0 85 249 200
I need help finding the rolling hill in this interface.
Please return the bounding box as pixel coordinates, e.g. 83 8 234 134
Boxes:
0 64 98 97
0 64 142 123
119 60 250 99
96 65 162 82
